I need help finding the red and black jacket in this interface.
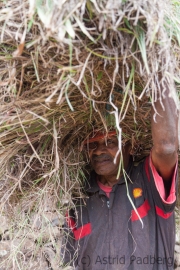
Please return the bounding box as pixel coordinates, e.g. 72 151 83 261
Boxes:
61 156 178 270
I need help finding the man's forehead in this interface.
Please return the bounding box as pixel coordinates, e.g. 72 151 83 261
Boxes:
83 130 117 144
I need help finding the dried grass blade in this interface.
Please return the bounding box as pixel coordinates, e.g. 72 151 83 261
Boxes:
16 110 43 166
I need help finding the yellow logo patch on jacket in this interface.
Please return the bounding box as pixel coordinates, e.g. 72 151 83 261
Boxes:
133 188 143 198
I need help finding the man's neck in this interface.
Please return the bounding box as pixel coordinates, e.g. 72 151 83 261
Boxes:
98 174 122 187
97 158 130 187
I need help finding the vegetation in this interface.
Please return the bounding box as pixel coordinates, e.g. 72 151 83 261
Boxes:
0 0 179 268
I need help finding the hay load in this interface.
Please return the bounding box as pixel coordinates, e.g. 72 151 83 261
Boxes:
0 0 180 269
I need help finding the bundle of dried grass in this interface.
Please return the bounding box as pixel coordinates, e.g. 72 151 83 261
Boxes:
0 0 180 269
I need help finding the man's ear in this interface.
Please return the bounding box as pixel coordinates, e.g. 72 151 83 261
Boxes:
129 148 134 155
123 141 132 153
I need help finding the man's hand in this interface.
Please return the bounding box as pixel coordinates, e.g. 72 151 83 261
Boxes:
151 80 179 183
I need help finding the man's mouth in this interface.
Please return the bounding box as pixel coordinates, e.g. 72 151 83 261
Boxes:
95 160 110 164
92 154 112 164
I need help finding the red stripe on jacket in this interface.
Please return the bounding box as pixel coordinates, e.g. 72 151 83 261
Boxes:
66 213 92 240
131 199 150 221
155 206 172 219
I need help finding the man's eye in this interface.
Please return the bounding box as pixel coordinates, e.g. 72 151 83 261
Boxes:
88 142 97 150
83 142 97 151
107 139 115 145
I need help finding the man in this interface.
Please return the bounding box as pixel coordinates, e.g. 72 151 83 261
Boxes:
61 86 179 270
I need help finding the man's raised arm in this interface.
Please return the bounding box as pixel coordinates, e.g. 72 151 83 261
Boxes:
151 81 179 183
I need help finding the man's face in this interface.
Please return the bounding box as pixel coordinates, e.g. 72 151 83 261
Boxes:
86 136 122 177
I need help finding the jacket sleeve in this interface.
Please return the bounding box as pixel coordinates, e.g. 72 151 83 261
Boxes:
144 155 178 213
